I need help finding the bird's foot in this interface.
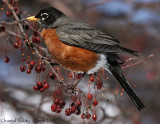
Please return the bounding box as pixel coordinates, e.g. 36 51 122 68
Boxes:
65 84 78 94
41 57 59 66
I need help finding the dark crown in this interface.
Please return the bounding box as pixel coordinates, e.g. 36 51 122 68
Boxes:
35 7 64 18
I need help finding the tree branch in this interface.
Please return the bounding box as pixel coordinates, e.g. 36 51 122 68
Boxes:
2 0 84 94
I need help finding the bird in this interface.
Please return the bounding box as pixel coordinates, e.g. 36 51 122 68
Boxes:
26 7 145 111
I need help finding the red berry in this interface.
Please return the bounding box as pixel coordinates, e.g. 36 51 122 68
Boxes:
81 113 86 119
54 98 59 105
0 26 5 32
93 99 98 106
69 73 73 79
43 83 49 89
20 65 26 72
37 81 42 87
76 74 82 79
14 42 19 49
87 93 93 101
97 85 102 90
32 37 36 43
6 11 12 17
20 48 24 52
33 85 38 91
32 36 41 44
48 72 56 80
28 65 33 70
30 61 35 66
56 107 61 113
71 102 75 107
71 105 76 113
18 41 22 46
14 7 18 11
65 108 72 116
4 57 10 63
27 60 30 64
35 65 42 73
36 37 41 44
76 100 82 107
96 81 103 90
59 100 66 107
90 76 95 82
40 88 45 92
75 108 81 115
86 113 91 120
51 104 57 112
21 57 25 61
92 114 97 121
33 30 38 36
26 69 31 74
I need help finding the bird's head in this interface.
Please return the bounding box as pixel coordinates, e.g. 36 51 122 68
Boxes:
26 7 65 28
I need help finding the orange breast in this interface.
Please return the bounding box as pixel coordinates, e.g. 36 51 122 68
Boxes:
41 29 99 72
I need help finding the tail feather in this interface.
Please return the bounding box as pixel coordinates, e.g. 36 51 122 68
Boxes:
108 59 145 111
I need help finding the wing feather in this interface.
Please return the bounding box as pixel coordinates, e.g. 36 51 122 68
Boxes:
55 21 138 55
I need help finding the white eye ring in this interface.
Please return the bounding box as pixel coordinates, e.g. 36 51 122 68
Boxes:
41 13 49 20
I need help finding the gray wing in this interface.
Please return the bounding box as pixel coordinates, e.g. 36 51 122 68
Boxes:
56 22 138 55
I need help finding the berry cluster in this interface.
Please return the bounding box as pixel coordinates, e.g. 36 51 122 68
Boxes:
89 75 103 90
6 11 12 17
51 98 66 113
65 100 82 116
32 30 41 44
96 80 103 90
19 61 35 75
50 92 98 121
5 0 22 18
33 81 49 93
81 112 97 121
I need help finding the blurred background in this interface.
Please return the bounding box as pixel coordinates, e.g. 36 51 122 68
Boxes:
0 0 160 124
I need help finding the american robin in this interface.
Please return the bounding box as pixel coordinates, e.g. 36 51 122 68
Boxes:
26 7 145 111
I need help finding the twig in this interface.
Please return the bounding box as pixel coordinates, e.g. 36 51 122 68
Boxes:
122 54 154 69
2 0 84 94
0 19 26 25
5 30 23 39
2 0 63 82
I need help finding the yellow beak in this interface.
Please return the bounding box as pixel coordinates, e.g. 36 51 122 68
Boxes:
26 16 39 21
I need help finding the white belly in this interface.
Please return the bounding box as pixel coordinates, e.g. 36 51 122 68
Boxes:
87 54 108 74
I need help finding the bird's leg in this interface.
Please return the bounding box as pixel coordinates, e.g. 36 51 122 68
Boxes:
50 62 59 66
65 72 86 94
71 72 76 85
41 56 52 62
41 57 59 66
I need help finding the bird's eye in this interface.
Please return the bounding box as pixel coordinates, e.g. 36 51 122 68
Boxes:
41 13 49 19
